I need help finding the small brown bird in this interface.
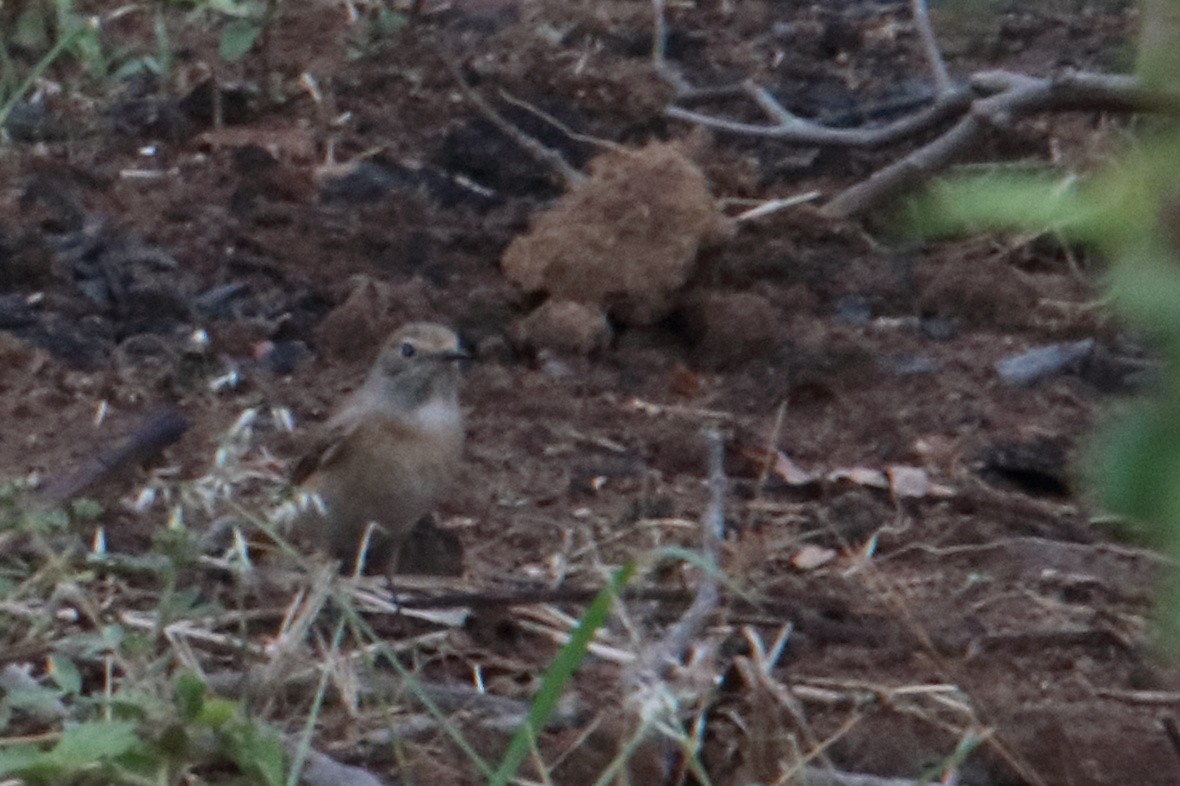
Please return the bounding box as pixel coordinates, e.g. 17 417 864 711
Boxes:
290 322 468 574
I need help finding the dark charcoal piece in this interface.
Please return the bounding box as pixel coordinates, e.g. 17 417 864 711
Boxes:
835 294 872 325
0 228 59 289
193 283 248 319
105 95 193 140
121 283 194 334
879 354 937 376
318 160 416 203
980 437 1072 498
19 177 87 233
1078 345 1160 393
38 407 190 504
395 516 464 576
3 101 66 142
258 340 311 375
431 96 592 201
22 314 115 369
0 294 36 328
178 81 255 127
919 316 959 342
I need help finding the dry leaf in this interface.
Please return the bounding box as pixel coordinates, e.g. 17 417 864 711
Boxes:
791 544 837 570
826 467 889 489
887 465 930 498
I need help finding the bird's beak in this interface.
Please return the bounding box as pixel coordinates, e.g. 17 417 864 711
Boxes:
439 347 473 362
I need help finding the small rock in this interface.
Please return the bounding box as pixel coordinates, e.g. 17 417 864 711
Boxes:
918 316 959 341
317 160 409 204
256 340 312 375
995 340 1094 386
193 282 247 318
679 290 780 368
980 437 1071 497
538 351 575 379
835 294 872 325
511 299 611 356
880 354 938 376
0 294 36 328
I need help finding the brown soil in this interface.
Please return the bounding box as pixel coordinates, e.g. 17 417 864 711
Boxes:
1 0 1172 783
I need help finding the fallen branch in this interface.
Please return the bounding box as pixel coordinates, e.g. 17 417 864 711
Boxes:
665 80 973 148
655 0 1180 218
824 70 1180 218
37 407 189 504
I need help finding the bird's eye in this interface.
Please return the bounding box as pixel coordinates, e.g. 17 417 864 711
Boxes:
399 342 416 358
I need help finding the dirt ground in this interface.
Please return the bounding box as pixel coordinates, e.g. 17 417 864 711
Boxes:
2 0 1177 783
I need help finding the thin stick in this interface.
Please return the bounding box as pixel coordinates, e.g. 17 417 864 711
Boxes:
629 429 725 681
910 0 951 95
38 407 189 504
1160 716 1180 771
652 0 693 95
443 57 584 188
824 70 1180 218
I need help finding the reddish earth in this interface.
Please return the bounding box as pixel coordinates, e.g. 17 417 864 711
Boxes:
2 0 1175 783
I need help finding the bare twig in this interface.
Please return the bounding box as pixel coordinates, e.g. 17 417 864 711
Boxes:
796 768 926 786
910 0 951 96
628 429 725 683
443 57 584 188
652 0 693 95
1160 716 1180 771
823 70 1180 218
656 0 1180 219
497 88 627 153
38 407 189 504
665 82 973 147
658 0 971 147
734 191 822 222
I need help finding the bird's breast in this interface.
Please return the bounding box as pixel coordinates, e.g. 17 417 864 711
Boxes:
410 397 462 434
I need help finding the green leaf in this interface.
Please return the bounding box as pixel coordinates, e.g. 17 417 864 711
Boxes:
490 562 635 786
375 8 409 34
219 19 263 61
26 507 69 533
907 173 1091 239
70 499 103 520
12 6 50 52
174 672 206 722
48 655 82 695
3 684 63 715
50 721 139 769
229 720 286 786
1091 404 1168 527
205 0 265 17
1106 254 1180 333
0 746 42 777
196 697 238 728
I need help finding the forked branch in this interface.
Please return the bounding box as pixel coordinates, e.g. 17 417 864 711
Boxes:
655 2 1180 217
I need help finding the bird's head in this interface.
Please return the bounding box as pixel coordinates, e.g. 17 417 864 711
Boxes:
368 322 469 410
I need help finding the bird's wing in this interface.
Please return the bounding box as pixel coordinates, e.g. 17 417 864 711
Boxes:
291 418 358 486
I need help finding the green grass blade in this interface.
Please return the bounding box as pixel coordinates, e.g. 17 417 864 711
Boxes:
0 18 92 131
490 562 635 786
